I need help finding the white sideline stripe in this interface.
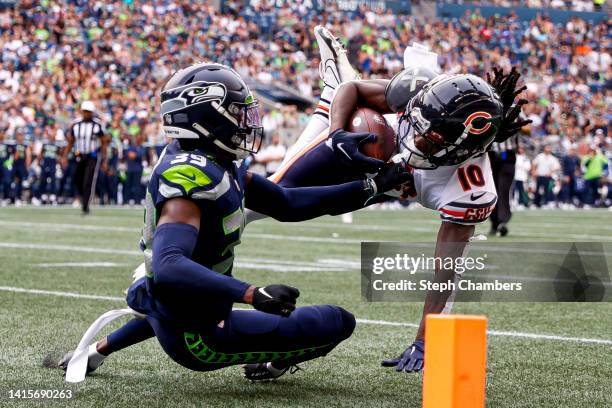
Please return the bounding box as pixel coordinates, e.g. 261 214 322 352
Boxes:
0 286 123 302
0 220 139 232
234 262 343 272
1 243 347 272
34 262 125 268
0 285 610 346
3 218 612 244
0 242 142 255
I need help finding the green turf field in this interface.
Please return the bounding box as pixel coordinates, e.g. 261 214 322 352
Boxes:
0 206 611 407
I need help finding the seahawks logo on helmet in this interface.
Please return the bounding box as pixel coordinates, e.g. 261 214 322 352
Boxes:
161 82 227 118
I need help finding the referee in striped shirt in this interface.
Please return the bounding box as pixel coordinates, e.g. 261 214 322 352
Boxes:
64 101 108 214
488 135 519 236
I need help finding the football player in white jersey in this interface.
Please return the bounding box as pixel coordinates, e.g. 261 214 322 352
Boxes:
246 26 530 373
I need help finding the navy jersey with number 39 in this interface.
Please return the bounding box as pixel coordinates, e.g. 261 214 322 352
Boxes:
138 141 247 324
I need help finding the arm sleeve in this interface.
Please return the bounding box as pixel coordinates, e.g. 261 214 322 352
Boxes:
245 173 370 222
152 222 250 302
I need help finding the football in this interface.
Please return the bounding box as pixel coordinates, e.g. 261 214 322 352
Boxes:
347 107 396 161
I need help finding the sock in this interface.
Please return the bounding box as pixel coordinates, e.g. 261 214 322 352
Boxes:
314 85 335 122
105 318 155 355
280 84 334 167
87 344 106 369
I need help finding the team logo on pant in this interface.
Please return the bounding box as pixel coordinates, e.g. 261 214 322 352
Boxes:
463 112 492 135
184 332 329 365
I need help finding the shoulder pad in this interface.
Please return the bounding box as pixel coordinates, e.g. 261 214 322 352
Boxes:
155 153 230 201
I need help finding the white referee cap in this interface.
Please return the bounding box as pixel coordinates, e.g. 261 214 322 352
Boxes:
80 100 96 112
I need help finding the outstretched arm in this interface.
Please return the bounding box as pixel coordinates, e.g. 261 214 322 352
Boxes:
244 172 371 222
382 221 474 373
415 221 474 340
244 166 410 222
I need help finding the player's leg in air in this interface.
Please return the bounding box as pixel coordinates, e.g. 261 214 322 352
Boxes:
281 26 360 165
245 26 370 225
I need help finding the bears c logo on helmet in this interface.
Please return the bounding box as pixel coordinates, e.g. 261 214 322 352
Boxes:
463 111 492 135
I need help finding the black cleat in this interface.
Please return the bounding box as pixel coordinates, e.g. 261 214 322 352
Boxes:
497 223 509 237
243 362 301 381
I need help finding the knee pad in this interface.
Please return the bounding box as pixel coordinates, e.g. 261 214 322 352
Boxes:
336 306 356 341
295 305 356 343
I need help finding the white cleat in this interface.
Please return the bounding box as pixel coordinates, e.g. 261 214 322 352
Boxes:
341 212 353 224
314 25 359 89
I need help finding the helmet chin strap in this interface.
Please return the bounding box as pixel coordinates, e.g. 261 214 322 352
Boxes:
402 137 438 169
192 122 249 159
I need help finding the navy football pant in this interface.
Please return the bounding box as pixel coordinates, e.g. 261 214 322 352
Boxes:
38 163 57 197
10 161 28 200
106 305 355 371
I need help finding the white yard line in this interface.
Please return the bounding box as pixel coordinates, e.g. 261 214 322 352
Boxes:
0 285 610 346
1 243 347 272
3 218 612 242
0 242 142 255
34 262 126 268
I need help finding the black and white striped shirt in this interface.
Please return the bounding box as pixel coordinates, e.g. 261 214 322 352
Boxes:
70 118 105 154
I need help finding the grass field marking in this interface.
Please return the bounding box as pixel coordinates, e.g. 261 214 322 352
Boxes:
4 217 612 242
0 242 350 272
0 242 142 255
6 217 612 236
34 262 127 268
0 286 124 302
1 285 611 346
0 220 140 232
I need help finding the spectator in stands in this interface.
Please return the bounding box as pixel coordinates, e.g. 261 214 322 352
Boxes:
532 144 561 207
0 0 608 210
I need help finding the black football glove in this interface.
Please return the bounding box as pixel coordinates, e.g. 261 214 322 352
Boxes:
330 128 385 174
381 340 424 373
252 284 300 317
486 66 532 143
365 161 413 196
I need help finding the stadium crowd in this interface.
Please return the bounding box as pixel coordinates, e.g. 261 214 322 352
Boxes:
441 0 606 12
0 0 609 208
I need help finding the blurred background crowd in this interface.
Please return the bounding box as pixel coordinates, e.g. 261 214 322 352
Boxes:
443 0 606 12
0 0 609 208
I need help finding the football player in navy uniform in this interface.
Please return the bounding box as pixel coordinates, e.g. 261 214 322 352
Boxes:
58 142 77 203
0 131 11 205
57 63 410 381
9 131 31 206
36 129 61 205
246 28 530 374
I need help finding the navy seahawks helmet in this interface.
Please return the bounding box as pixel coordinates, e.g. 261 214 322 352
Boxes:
160 63 263 159
385 67 437 113
398 74 503 169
